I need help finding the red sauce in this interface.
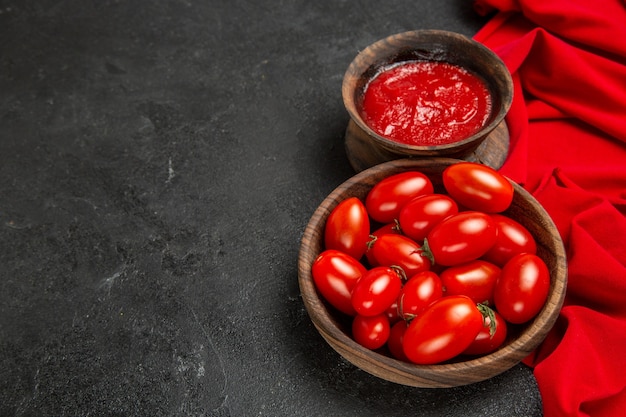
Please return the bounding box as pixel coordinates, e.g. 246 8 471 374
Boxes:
360 61 492 146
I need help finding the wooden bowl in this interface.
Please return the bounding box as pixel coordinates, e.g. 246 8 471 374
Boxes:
298 159 567 387
342 30 514 172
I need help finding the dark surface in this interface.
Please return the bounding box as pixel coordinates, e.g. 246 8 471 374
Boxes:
0 1 543 416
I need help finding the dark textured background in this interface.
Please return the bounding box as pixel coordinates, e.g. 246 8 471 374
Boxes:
0 1 543 416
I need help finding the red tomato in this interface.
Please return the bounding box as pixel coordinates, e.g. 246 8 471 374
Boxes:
311 250 366 316
351 266 403 317
371 222 402 237
403 295 483 364
426 211 497 266
365 222 402 267
369 234 432 276
494 253 550 324
385 300 401 324
482 214 537 267
324 197 370 260
352 314 390 350
440 260 500 305
442 162 514 213
397 271 443 320
365 171 434 224
463 308 508 355
398 194 458 242
387 320 409 361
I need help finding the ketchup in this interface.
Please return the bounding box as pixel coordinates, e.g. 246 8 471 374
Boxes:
360 61 492 146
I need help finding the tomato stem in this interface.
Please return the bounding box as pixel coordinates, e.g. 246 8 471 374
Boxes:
402 313 416 323
477 302 497 338
390 265 408 282
366 234 378 250
419 238 436 265
398 294 416 323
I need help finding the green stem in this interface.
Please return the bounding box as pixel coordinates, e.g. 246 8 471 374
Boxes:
477 302 497 338
419 238 436 265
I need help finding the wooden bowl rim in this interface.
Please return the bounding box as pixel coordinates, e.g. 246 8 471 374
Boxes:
298 158 567 387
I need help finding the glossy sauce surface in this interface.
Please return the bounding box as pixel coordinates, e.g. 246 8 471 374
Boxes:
361 61 492 146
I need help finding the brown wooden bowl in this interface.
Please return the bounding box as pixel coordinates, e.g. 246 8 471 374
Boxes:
298 158 567 388
342 30 514 170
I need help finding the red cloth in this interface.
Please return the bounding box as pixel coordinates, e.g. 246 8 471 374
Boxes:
471 1 626 416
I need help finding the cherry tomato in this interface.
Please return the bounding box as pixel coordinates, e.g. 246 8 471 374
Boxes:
352 314 390 350
440 260 500 305
397 271 443 320
365 222 402 267
324 197 370 260
426 211 497 266
351 266 403 317
371 221 402 237
463 308 508 355
442 162 514 213
385 300 401 324
387 320 409 361
398 194 458 242
482 214 537 267
403 295 484 364
365 171 434 224
311 249 366 316
369 234 431 276
494 253 550 324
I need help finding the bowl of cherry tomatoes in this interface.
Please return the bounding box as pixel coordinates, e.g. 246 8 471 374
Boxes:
297 158 567 387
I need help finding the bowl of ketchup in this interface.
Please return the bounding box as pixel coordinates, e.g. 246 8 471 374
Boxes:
342 30 513 172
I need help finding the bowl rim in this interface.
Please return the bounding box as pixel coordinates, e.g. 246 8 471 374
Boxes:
298 158 567 387
341 29 514 154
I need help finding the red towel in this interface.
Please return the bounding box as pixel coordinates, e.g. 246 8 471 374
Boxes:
472 1 626 416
